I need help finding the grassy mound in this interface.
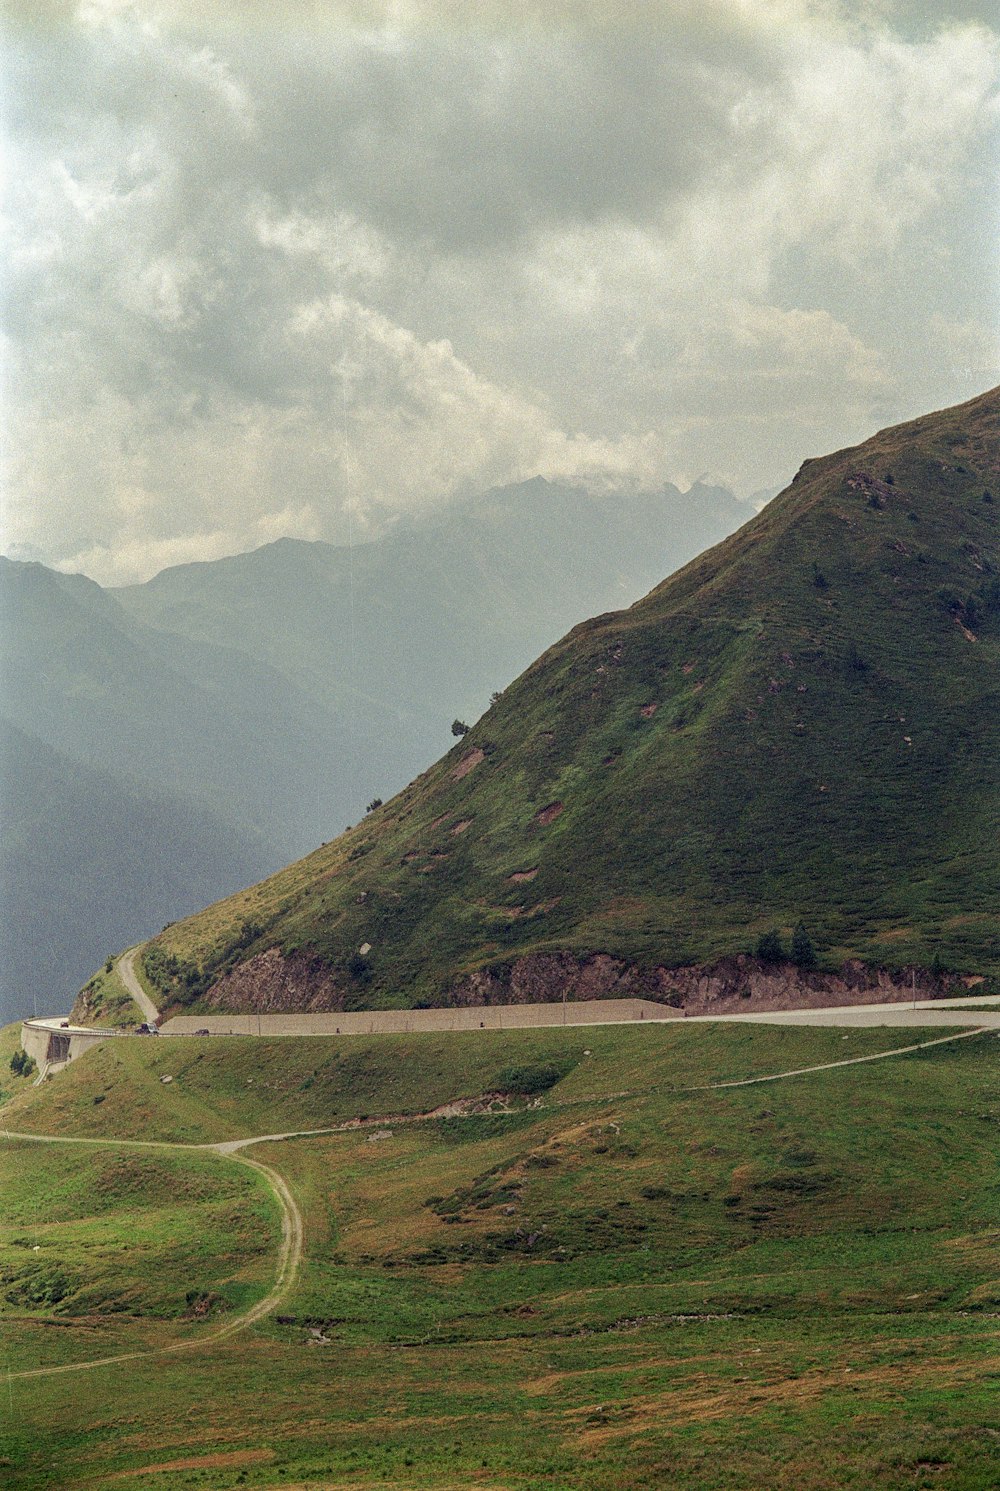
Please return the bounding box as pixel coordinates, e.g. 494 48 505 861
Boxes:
0 1139 278 1375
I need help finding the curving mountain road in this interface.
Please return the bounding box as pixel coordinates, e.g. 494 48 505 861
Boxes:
117 946 159 1025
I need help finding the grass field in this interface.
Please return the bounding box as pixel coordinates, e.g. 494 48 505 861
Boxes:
3 1018 1000 1489
0 1140 280 1375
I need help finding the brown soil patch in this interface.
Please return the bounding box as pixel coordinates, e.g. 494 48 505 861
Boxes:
451 818 473 835
534 801 564 826
575 1349 994 1448
451 748 484 782
640 702 658 718
509 868 538 883
728 1163 755 1194
115 1448 276 1477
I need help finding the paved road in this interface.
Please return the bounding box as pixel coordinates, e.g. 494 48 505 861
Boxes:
117 946 159 1025
160 991 1000 1040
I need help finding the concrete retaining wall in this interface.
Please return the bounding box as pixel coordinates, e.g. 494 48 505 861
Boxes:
160 998 680 1038
20 1018 120 1068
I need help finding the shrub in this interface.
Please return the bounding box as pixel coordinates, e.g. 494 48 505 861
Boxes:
756 929 785 965
347 952 372 983
451 719 470 737
495 1061 572 1095
791 923 817 969
10 1049 36 1078
365 798 383 814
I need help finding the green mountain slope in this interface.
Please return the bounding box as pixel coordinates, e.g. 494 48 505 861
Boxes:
0 480 744 1022
143 388 1000 1011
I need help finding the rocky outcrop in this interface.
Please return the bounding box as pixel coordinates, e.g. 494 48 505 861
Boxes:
446 951 960 1015
201 944 968 1016
204 948 345 1013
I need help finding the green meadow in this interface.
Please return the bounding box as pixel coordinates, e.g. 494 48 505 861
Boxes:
3 1018 1000 1489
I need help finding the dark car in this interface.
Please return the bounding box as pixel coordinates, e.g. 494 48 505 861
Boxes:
135 1022 159 1035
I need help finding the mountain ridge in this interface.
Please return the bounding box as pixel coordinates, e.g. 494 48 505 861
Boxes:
135 386 1000 1017
2 478 746 1021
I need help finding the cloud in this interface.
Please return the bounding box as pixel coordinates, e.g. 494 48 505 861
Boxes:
1 1 998 581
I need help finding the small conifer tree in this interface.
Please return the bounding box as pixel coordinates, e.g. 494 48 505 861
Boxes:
756 929 785 965
791 923 817 969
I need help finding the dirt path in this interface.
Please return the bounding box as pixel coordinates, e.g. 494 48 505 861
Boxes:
4 1134 303 1382
698 1025 991 1089
117 946 159 1025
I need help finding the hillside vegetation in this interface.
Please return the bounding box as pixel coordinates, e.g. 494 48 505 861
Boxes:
4 1020 1000 1488
140 387 1000 1015
1 478 742 1023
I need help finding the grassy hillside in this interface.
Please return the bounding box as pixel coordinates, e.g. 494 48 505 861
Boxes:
3 1020 1000 1488
0 1020 924 1146
0 1140 278 1373
1 479 744 1024
141 387 1000 1014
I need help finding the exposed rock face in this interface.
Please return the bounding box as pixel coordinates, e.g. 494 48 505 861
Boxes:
446 952 953 1014
202 945 959 1016
205 948 344 1013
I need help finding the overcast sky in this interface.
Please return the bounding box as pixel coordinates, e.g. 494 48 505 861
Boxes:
3 0 998 585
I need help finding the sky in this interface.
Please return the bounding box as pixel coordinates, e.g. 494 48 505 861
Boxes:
2 0 999 585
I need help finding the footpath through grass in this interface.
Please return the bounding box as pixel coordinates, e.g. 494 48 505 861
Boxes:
2 1020 999 1490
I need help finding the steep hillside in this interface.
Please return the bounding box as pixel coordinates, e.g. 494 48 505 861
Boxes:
1 480 743 1022
141 388 1000 1012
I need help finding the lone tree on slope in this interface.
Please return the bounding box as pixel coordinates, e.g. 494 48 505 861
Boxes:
791 923 818 969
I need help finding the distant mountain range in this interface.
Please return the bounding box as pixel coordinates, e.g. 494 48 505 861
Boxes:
0 477 748 1021
135 388 1000 1017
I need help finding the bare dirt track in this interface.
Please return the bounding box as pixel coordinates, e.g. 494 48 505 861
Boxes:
117 947 159 1025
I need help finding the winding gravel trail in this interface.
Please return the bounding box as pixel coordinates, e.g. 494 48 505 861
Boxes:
117 946 160 1025
3 1135 303 1382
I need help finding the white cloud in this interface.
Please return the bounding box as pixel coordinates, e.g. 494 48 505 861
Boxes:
1 1 997 581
